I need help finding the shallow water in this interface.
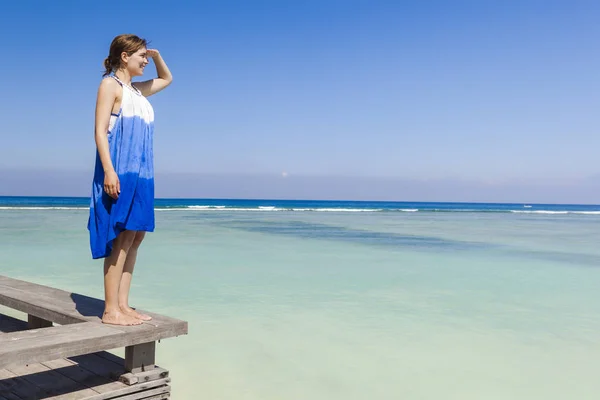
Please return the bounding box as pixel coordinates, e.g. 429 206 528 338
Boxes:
1 205 600 399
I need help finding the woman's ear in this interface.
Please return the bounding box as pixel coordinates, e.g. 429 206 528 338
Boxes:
120 51 129 65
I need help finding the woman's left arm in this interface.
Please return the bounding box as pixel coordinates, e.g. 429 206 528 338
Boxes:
134 49 173 97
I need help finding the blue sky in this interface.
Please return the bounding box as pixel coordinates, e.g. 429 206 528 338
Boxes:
1 0 599 202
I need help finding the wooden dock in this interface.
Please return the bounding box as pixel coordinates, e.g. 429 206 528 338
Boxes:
0 275 188 399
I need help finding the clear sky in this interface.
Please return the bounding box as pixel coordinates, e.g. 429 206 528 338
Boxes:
1 0 599 203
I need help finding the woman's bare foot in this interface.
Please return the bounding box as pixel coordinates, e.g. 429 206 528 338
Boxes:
102 310 143 326
120 305 153 321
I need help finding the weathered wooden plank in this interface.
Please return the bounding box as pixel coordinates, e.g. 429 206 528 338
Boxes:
0 278 88 310
0 392 22 400
0 322 121 348
41 358 171 400
118 367 168 386
87 321 187 351
0 368 17 382
0 276 184 400
0 276 75 301
1 378 35 400
0 274 186 397
125 342 155 374
93 351 124 367
0 277 98 309
0 392 20 400
0 285 82 325
127 395 169 400
99 384 170 400
0 284 103 323
28 314 52 329
3 357 170 400
0 323 122 369
42 357 126 399
0 276 187 329
1 366 56 399
0 393 22 400
0 281 103 324
7 363 98 400
0 278 107 317
68 354 127 393
109 394 169 400
60 355 170 400
0 278 187 343
0 323 106 347
91 379 170 400
8 315 186 348
5 378 45 400
111 321 188 346
41 358 108 393
0 368 23 400
1 315 187 370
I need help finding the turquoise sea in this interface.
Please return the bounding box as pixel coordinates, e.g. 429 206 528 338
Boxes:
1 196 600 399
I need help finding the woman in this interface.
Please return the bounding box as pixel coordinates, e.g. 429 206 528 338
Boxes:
88 34 172 326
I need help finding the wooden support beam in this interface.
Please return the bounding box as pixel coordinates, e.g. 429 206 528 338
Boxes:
125 341 156 373
27 314 52 329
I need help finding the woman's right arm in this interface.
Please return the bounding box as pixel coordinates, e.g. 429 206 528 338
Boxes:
94 78 120 199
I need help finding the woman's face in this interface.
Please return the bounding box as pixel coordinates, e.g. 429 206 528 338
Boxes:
124 47 149 77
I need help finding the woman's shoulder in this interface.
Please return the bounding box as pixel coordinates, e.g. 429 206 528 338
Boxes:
100 76 121 87
98 76 122 96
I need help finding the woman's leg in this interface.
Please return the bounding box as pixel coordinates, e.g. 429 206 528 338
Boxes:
119 231 152 321
103 230 143 325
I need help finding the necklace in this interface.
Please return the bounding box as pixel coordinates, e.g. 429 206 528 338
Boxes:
112 75 141 96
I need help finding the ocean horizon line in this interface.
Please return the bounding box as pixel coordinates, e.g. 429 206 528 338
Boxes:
0 195 599 207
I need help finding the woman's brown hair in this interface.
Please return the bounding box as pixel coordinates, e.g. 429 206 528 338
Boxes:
103 34 148 77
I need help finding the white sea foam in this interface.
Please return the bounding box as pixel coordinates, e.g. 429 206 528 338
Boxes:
160 206 384 212
3 205 597 215
166 206 265 211
314 208 380 212
511 210 569 214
